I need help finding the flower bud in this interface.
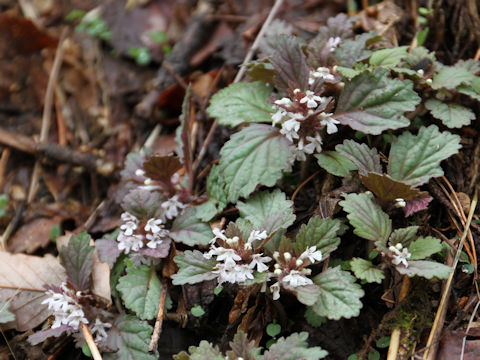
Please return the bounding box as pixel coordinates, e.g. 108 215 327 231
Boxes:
395 243 403 250
283 252 292 261
274 263 281 269
296 259 303 267
274 268 283 276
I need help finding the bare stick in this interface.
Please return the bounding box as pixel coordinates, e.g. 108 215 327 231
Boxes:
80 323 103 360
423 189 478 359
148 278 168 352
27 29 67 204
386 328 401 360
193 0 284 172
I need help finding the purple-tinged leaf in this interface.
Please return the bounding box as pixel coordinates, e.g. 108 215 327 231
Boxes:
170 207 213 246
387 125 461 186
96 231 122 269
293 217 341 258
59 231 94 291
104 315 155 360
395 260 450 279
334 32 378 68
120 152 146 182
137 239 171 258
227 331 259 360
404 195 433 217
143 155 182 193
311 267 364 320
294 284 322 306
121 188 164 220
340 192 391 244
334 68 420 134
360 173 426 204
263 332 328 360
268 35 309 93
28 324 74 345
173 341 223 359
336 140 382 175
171 250 217 285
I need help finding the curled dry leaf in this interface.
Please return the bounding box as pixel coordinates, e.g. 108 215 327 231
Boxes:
0 252 66 331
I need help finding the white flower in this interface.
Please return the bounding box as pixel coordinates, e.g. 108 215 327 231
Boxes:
42 283 88 331
274 97 293 106
117 232 144 254
213 262 254 285
161 195 186 220
294 147 307 161
215 248 242 266
319 112 340 134
309 67 335 84
144 218 164 234
249 253 272 272
121 212 138 223
300 90 324 108
394 198 406 208
326 36 341 52
211 228 228 243
120 221 137 236
247 230 268 244
280 118 301 141
135 169 146 177
389 243 411 267
145 232 166 249
304 133 323 154
90 318 112 344
299 246 323 264
270 282 281 300
271 108 287 126
281 269 313 288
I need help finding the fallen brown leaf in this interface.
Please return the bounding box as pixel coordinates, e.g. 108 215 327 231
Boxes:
0 252 66 331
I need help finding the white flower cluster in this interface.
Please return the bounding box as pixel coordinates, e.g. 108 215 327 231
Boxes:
161 194 186 219
326 36 341 52
389 243 411 267
117 212 169 254
271 72 340 161
269 246 323 300
72 317 112 347
42 283 88 331
204 229 271 286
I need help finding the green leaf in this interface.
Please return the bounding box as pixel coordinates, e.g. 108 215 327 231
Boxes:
395 260 451 279
387 125 461 186
171 250 217 285
266 322 281 337
350 258 385 284
191 304 205 317
237 189 295 234
376 336 391 349
263 332 328 360
227 331 261 359
425 99 475 128
293 217 342 258
170 207 213 246
340 192 391 244
315 151 356 177
335 66 361 79
334 68 420 134
0 302 15 323
408 236 443 260
432 65 476 90
388 226 419 248
369 46 409 67
116 265 163 320
59 231 94 291
336 140 382 175
104 315 155 360
294 284 322 306
209 124 295 206
311 267 364 320
304 307 326 327
207 82 274 127
173 341 224 360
